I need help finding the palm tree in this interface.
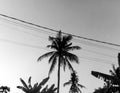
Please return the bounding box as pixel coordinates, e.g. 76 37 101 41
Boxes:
63 71 85 93
17 76 57 93
91 53 120 93
37 31 81 93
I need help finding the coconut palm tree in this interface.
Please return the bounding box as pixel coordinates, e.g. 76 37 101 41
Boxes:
91 53 120 93
37 31 81 93
63 71 85 93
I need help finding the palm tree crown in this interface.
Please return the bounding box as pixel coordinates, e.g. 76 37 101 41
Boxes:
64 71 85 93
37 31 81 93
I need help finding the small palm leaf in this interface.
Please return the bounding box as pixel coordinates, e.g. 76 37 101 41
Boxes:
20 78 29 90
28 76 32 88
17 86 28 93
66 52 79 63
65 58 74 72
63 80 71 87
78 84 86 88
37 52 54 61
39 77 49 86
66 46 81 51
49 56 57 75
77 87 82 93
47 84 57 93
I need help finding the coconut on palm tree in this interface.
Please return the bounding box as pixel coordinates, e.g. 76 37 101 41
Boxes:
37 31 81 93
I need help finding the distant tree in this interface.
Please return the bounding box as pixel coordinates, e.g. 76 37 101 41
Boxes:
91 53 120 93
0 86 10 93
37 31 81 93
64 71 85 93
17 76 57 93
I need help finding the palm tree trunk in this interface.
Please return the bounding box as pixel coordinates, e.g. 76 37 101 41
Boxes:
57 57 61 93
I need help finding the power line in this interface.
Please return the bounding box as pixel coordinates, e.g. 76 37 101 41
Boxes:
0 13 120 48
0 17 117 59
0 37 117 65
0 14 118 59
0 14 59 32
0 38 49 51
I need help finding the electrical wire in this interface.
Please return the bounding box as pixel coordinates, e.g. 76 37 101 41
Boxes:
78 56 117 65
0 13 120 48
0 13 119 63
0 37 117 65
0 15 52 40
0 38 49 51
0 13 120 53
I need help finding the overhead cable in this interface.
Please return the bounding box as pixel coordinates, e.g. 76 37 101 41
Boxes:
0 13 120 48
0 37 116 65
0 14 118 59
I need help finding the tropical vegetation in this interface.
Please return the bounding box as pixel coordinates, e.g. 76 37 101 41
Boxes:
37 31 81 93
17 76 57 93
63 71 85 93
91 53 120 93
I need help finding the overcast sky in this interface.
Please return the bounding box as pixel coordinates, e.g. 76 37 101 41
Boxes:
0 0 120 93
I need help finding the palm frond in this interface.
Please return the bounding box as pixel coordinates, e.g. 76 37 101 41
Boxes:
49 56 57 75
47 45 58 50
63 34 73 43
63 80 71 87
37 51 54 61
39 77 49 87
77 86 82 93
66 58 74 72
20 78 29 90
48 84 57 92
48 52 57 63
49 36 55 42
78 84 86 88
66 52 79 64
66 46 81 51
91 71 114 82
41 85 48 92
17 86 28 93
64 43 72 48
28 76 32 88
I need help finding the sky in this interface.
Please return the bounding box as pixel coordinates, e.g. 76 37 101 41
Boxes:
0 0 120 93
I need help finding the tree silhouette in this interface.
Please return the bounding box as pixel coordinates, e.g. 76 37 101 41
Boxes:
37 31 81 93
0 86 10 93
91 53 120 93
17 76 57 93
93 84 109 93
63 71 85 93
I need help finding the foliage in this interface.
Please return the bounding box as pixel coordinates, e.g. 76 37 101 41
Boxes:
37 31 81 93
91 53 120 93
0 86 10 93
64 71 85 93
93 84 109 93
17 76 57 93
